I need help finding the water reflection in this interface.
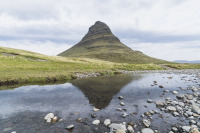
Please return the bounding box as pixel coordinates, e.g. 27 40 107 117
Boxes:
71 74 142 109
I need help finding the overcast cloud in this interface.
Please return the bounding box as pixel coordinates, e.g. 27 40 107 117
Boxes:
0 0 200 61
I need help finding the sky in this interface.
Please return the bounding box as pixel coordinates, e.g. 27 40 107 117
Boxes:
0 0 200 61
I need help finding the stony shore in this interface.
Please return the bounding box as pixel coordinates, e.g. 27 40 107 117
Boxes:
45 69 200 133
5 69 200 133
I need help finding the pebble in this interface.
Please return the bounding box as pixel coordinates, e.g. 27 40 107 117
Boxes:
44 113 54 120
92 120 100 125
93 108 100 112
147 99 153 103
142 119 151 127
182 126 191 132
172 127 178 132
189 127 200 133
52 116 58 123
109 123 127 132
91 113 96 118
120 102 125 106
122 113 128 118
116 108 122 111
118 96 123 100
141 128 154 133
104 119 111 126
127 125 134 133
167 106 177 112
172 91 178 94
66 124 74 130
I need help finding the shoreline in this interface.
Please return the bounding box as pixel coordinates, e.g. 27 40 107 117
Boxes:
1 69 200 89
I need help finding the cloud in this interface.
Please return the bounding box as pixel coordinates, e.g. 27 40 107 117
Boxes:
0 40 72 56
0 0 200 60
130 41 200 61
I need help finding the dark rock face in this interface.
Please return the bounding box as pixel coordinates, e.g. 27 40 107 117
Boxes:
81 21 113 42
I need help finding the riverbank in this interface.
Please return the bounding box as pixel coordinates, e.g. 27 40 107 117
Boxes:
1 69 200 133
1 46 200 87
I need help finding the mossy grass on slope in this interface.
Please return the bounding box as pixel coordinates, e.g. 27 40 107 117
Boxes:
59 21 170 64
166 64 200 69
0 46 165 86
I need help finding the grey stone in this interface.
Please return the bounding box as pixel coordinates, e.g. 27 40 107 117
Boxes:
141 128 154 133
109 123 127 132
142 119 151 128
104 119 111 126
92 120 100 125
66 124 74 130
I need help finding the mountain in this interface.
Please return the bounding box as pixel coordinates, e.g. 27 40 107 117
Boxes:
173 60 200 64
58 21 169 64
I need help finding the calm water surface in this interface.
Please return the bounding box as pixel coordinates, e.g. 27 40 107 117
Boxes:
0 73 199 133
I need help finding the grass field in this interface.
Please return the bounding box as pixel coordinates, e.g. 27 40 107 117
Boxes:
166 64 200 69
0 46 200 86
0 46 165 85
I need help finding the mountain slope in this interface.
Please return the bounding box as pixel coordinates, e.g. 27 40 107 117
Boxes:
58 21 169 64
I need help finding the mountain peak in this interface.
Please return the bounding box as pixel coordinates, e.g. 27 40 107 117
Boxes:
81 21 113 42
58 21 168 64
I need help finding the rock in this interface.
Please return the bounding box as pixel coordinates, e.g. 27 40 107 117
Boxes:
164 90 169 92
109 123 127 132
173 112 179 116
189 127 200 133
92 120 100 125
172 91 178 94
91 113 96 118
142 119 151 127
155 101 165 108
52 116 58 123
44 113 54 120
172 127 178 132
187 95 194 100
176 94 185 99
104 119 111 126
76 118 83 123
46 118 51 123
144 112 151 117
193 113 199 117
147 99 153 103
127 125 134 133
149 110 154 115
128 122 134 127
116 108 122 112
116 129 126 133
66 124 74 130
186 111 193 116
141 128 154 133
178 102 185 107
190 120 196 125
120 102 125 106
93 108 100 112
167 106 177 112
122 113 128 118
182 126 191 132
192 105 200 114
159 85 164 88
118 96 123 100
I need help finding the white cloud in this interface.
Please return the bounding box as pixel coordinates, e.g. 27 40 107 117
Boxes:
0 0 200 60
130 41 200 61
0 40 72 56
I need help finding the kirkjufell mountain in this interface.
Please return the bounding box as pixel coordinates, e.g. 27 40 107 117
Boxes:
58 21 168 64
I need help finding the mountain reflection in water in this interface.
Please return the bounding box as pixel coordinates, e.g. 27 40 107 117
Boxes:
71 74 142 109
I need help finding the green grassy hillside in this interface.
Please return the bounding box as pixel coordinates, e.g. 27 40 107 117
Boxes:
0 46 164 86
